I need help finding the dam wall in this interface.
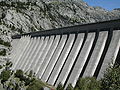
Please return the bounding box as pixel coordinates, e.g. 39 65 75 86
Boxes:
11 19 120 88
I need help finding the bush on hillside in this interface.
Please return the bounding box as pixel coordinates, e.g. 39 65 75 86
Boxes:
66 84 74 90
26 79 44 90
75 77 100 90
0 70 11 83
0 49 6 56
0 38 11 47
56 83 64 90
100 64 120 90
14 69 24 79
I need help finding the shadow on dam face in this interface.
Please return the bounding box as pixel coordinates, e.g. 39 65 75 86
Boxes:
11 19 120 88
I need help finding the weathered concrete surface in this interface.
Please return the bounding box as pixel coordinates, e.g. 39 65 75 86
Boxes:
47 34 75 85
97 30 120 79
37 35 61 79
12 36 27 70
25 37 44 72
11 39 19 56
55 33 84 86
15 37 33 70
10 39 20 63
27 37 44 71
65 33 95 88
32 36 49 73
41 35 67 82
21 37 40 70
32 37 49 72
83 31 108 77
19 37 37 71
35 36 54 74
15 36 31 70
11 37 24 68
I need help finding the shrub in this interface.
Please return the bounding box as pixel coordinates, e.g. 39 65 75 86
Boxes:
15 70 34 86
26 80 44 90
0 49 6 56
0 65 3 69
3 41 11 47
0 70 11 83
6 61 13 67
56 83 64 90
75 77 100 90
14 70 24 79
28 70 33 77
0 38 11 47
5 61 13 70
100 64 120 90
66 84 73 90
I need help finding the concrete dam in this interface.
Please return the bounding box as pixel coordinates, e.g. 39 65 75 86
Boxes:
11 19 120 88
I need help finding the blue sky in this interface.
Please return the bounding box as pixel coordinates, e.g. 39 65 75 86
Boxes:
83 0 120 10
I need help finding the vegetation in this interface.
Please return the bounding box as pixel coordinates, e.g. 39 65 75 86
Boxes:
0 70 11 83
0 38 11 47
56 83 64 90
66 84 74 90
0 61 55 90
100 64 120 90
26 80 44 90
0 38 10 56
74 77 100 90
0 49 6 56
0 59 119 90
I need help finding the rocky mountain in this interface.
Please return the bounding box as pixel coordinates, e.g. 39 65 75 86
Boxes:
0 0 120 59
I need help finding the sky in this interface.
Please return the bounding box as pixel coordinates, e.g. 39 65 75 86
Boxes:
83 0 120 10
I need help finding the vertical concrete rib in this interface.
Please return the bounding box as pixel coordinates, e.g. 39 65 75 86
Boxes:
32 36 49 73
21 37 40 71
11 39 19 54
24 37 44 71
97 30 120 79
26 37 44 72
47 34 75 85
11 37 24 66
83 31 108 77
18 37 37 70
11 39 18 49
41 35 67 82
10 39 20 63
12 36 27 70
35 36 54 74
15 38 33 70
14 36 31 70
65 33 95 88
37 35 60 79
55 33 84 86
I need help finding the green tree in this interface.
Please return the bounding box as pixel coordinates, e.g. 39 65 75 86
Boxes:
100 64 120 90
0 65 3 69
56 83 64 90
75 77 100 90
0 49 6 56
14 69 24 79
5 60 13 70
26 79 44 90
66 84 73 90
0 70 11 83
